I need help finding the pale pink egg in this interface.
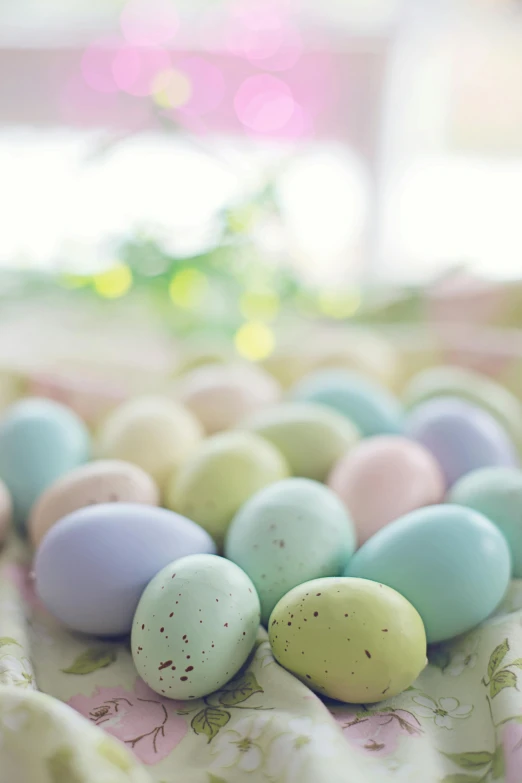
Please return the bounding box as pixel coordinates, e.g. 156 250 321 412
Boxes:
328 436 444 544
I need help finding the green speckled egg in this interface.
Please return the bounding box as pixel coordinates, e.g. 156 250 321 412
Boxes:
132 554 260 699
268 577 427 704
403 366 522 456
225 479 356 624
165 431 289 548
450 467 522 578
241 402 359 481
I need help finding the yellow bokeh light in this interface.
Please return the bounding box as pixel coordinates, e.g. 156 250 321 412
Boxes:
318 288 361 319
152 69 192 109
93 264 133 299
235 321 275 361
169 268 208 309
240 289 280 322
60 274 91 289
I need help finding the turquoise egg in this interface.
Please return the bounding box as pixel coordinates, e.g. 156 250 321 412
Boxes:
0 398 90 533
225 478 356 624
450 467 522 578
345 504 511 642
291 369 403 438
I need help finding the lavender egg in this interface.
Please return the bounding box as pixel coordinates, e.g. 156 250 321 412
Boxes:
407 397 518 487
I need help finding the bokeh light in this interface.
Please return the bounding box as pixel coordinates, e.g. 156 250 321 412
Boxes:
169 268 208 309
234 74 296 134
112 45 171 97
152 69 192 109
120 0 179 46
318 288 361 319
227 7 303 72
235 321 275 361
93 264 133 299
81 37 120 94
175 57 226 117
240 289 280 321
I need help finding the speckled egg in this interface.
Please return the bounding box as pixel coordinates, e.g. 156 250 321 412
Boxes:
29 459 159 549
225 478 357 624
268 577 427 704
34 503 216 635
241 402 359 482
175 363 281 435
345 505 511 643
0 398 90 533
291 369 403 438
450 467 522 578
407 397 518 487
328 436 445 543
96 396 203 491
404 365 522 456
0 478 12 546
132 554 260 699
165 431 289 548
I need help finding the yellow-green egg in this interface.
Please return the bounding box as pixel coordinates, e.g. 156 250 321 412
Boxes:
96 396 203 492
132 554 260 699
269 577 427 704
165 431 289 548
241 402 359 482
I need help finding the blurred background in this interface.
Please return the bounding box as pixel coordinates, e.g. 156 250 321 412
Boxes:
1 0 522 402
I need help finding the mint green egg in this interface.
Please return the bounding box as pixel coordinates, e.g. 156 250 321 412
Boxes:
450 467 522 578
225 478 357 624
242 402 359 482
404 366 522 457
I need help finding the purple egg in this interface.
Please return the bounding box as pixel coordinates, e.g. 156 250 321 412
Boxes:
407 397 518 488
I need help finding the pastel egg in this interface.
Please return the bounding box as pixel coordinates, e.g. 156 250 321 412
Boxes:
241 402 359 481
0 398 90 533
29 460 159 549
269 577 426 703
345 505 511 642
132 554 260 699
450 467 522 578
96 396 203 491
0 478 12 546
34 503 216 635
407 397 518 487
165 431 289 548
404 365 522 456
328 436 445 543
291 369 403 438
175 363 281 435
225 478 356 624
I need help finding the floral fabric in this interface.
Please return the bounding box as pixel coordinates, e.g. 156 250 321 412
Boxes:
1 536 522 783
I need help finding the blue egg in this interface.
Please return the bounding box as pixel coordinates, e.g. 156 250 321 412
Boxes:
0 398 90 533
407 397 518 487
291 370 403 437
34 503 216 635
345 504 511 643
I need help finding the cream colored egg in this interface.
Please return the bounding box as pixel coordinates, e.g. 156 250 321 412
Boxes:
165 431 289 548
29 460 159 549
0 478 12 546
175 364 281 434
97 396 203 491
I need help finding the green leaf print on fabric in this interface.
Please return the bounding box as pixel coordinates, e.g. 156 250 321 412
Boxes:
208 774 227 783
488 639 509 680
491 744 505 779
442 751 494 769
47 747 84 783
442 775 483 783
62 647 117 674
0 637 21 648
219 672 263 706
191 707 231 743
490 670 517 698
507 658 522 669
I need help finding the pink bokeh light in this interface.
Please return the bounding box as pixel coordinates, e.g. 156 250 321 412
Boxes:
174 57 226 116
120 0 179 46
81 37 121 94
112 45 171 97
227 6 303 72
235 74 297 134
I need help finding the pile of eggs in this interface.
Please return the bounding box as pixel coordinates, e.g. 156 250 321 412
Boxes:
0 358 521 705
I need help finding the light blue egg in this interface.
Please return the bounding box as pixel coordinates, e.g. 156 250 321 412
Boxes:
291 369 403 437
450 467 522 578
345 504 511 643
407 397 518 488
0 398 90 533
34 503 216 635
